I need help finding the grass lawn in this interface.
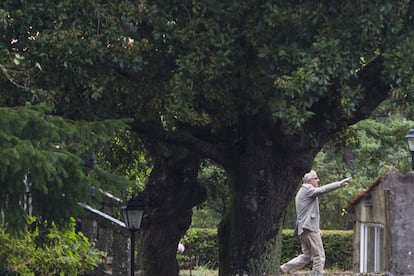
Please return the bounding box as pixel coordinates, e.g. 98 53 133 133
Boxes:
179 268 353 276
180 268 217 276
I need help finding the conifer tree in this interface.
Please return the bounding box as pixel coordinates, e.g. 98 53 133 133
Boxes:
0 104 129 231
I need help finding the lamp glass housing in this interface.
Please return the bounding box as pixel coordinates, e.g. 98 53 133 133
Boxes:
121 197 144 231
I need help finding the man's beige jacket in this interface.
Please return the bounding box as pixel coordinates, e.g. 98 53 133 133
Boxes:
294 181 342 236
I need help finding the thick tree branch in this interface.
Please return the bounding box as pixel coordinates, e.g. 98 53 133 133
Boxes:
109 62 145 84
348 56 389 124
307 56 389 146
132 121 235 167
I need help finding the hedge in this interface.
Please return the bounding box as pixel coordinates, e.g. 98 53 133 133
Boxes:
178 228 219 269
178 228 353 270
281 230 353 270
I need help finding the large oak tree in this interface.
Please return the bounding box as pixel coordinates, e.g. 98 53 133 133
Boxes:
1 1 414 275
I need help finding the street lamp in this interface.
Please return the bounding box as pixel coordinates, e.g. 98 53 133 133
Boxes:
121 197 145 276
405 127 414 170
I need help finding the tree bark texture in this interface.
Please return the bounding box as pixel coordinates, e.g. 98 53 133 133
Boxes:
138 143 206 276
218 131 314 275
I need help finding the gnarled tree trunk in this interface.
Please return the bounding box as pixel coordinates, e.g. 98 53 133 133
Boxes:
138 142 206 275
218 137 313 275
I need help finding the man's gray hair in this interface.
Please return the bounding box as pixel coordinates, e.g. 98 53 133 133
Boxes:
302 170 316 183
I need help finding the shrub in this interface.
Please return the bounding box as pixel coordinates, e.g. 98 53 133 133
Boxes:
0 217 104 275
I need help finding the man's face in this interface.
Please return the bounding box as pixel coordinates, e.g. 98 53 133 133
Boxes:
309 173 320 187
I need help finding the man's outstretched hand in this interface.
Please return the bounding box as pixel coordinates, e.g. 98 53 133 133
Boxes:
340 177 352 186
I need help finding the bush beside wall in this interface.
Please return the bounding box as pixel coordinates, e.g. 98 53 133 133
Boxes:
179 229 353 270
0 218 104 275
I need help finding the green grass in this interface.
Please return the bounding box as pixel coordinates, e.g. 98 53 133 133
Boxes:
179 267 218 276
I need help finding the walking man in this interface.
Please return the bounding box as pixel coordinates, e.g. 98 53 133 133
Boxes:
280 170 351 275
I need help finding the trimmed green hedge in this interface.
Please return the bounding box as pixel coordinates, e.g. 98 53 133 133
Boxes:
179 228 353 270
281 230 353 270
178 228 219 269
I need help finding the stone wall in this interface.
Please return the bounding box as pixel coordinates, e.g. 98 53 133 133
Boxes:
383 170 414 275
81 204 130 275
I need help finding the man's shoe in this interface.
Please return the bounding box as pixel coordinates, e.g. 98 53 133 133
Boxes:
280 265 289 274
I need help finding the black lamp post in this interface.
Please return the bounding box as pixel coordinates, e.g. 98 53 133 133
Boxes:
405 127 414 170
121 197 145 276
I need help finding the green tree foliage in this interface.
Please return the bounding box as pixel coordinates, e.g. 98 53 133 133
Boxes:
284 116 414 230
1 1 412 128
97 129 152 195
316 117 414 228
192 161 229 228
0 104 129 231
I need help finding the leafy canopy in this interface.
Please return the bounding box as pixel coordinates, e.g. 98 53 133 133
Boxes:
1 1 414 134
